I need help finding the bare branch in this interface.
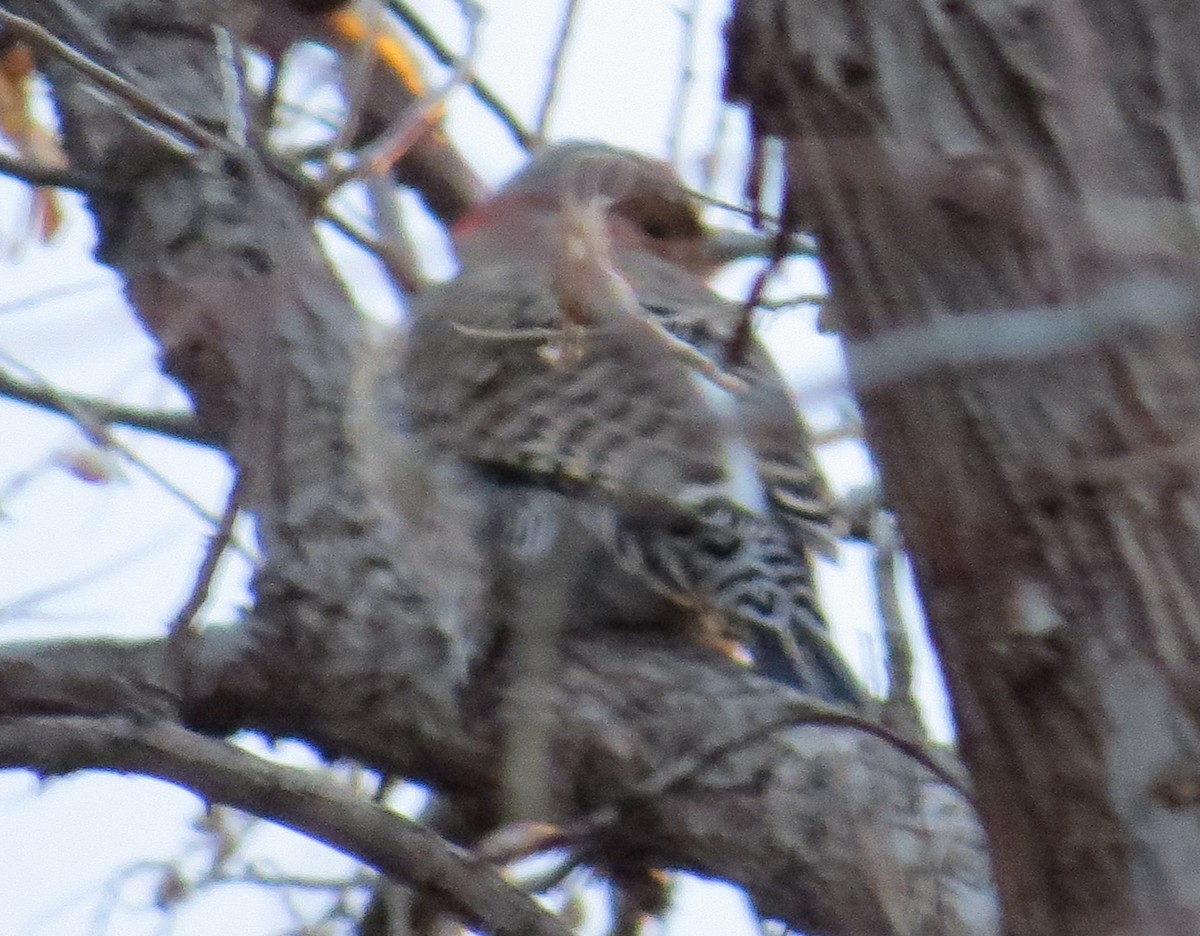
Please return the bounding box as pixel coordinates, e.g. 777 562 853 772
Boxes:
872 511 924 741
0 716 573 936
584 694 970 827
0 627 997 936
384 0 534 149
363 171 427 294
0 351 248 556
756 291 825 311
0 10 227 152
327 0 386 155
167 472 244 649
213 26 248 147
788 277 1198 405
690 188 821 250
0 149 109 192
726 240 785 365
665 0 701 167
319 0 482 194
851 278 1196 385
0 535 174 625
320 204 426 293
0 365 210 445
534 0 583 142
697 105 728 194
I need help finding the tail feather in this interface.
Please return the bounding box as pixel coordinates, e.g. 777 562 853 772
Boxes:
691 501 867 706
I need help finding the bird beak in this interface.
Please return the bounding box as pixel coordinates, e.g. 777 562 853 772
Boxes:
703 228 819 268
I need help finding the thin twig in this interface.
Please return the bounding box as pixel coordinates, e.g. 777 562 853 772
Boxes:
836 276 1197 393
328 0 387 155
472 697 971 896
786 283 1200 408
555 695 972 852
0 150 110 193
756 292 825 311
519 859 586 896
122 454 254 561
872 511 924 741
627 697 968 803
320 206 425 293
690 190 820 254
0 349 117 448
635 315 745 392
0 10 227 152
171 862 372 895
697 105 728 195
0 351 248 555
167 471 244 647
213 26 248 147
318 0 482 195
363 171 426 295
0 717 574 936
0 366 211 445
725 237 786 366
534 0 583 142
0 534 177 625
258 50 287 134
665 0 701 167
745 131 767 227
384 0 534 149
0 277 111 315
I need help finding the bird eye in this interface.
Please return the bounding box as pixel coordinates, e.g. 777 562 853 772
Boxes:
614 193 703 243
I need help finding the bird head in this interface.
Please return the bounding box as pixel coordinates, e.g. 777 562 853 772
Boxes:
452 142 764 279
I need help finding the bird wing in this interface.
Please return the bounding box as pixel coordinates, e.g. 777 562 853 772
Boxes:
616 252 864 704
400 262 737 520
622 250 840 559
400 256 861 705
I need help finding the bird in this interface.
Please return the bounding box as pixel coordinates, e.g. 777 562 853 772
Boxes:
393 141 865 708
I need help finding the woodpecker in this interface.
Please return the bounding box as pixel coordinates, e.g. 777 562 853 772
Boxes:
396 142 864 707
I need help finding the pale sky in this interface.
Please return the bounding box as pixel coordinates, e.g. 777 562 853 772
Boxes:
0 2 950 933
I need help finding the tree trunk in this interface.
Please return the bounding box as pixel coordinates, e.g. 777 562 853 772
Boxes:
0 3 996 934
726 3 1200 935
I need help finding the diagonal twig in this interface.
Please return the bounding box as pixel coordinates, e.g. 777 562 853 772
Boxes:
327 0 387 156
0 366 210 444
665 0 701 167
213 25 248 147
167 471 245 647
0 349 249 555
384 0 533 148
0 716 574 936
872 510 925 740
317 0 482 196
534 0 583 142
0 10 227 152
0 150 111 192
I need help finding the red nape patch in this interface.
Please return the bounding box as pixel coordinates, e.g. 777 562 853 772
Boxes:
451 192 562 239
450 207 490 239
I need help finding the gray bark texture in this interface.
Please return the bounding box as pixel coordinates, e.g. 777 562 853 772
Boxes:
1 2 993 935
725 2 1200 935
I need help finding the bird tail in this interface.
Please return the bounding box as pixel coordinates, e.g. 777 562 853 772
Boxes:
742 608 866 708
691 503 867 707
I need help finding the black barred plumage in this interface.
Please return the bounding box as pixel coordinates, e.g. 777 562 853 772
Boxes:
397 142 864 708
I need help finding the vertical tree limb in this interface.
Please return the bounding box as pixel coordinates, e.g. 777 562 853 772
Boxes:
726 3 1200 934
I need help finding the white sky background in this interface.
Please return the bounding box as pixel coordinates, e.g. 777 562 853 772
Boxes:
0 1 951 933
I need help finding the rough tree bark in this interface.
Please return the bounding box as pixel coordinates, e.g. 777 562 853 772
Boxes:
2 2 993 935
726 3 1200 935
